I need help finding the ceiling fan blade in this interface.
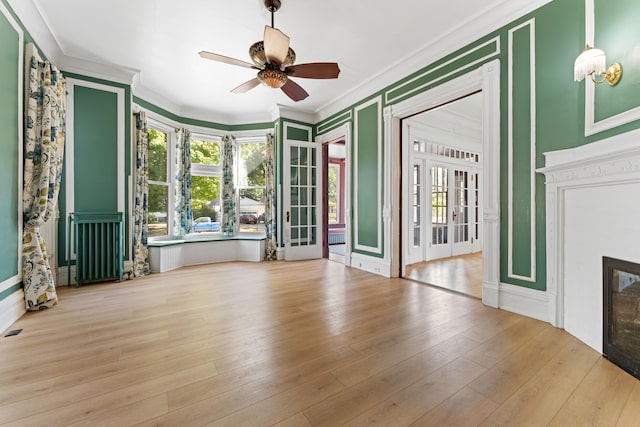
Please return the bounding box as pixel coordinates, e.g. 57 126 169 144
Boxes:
281 78 309 102
231 78 261 94
199 51 257 69
263 25 290 66
286 62 341 79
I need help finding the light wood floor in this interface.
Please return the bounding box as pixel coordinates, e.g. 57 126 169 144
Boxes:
1 260 639 426
405 252 483 299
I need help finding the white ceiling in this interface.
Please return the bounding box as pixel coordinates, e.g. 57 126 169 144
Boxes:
10 0 550 124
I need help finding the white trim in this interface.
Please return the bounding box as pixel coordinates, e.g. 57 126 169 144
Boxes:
507 19 537 283
583 0 640 136
2 2 24 290
391 60 501 306
353 96 383 255
65 78 126 260
270 104 315 125
317 122 353 267
499 282 549 322
282 121 313 142
0 275 20 296
317 111 353 135
0 289 26 335
385 36 501 105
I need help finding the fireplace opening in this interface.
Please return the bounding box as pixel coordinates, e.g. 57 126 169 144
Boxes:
603 256 640 380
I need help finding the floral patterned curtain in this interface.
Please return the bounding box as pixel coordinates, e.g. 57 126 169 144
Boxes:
22 53 66 311
132 111 150 277
264 133 277 260
174 128 193 236
222 135 236 235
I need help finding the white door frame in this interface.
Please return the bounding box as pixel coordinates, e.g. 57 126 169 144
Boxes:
389 59 501 307
317 123 352 267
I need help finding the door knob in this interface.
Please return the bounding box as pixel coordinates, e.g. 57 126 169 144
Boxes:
452 210 457 222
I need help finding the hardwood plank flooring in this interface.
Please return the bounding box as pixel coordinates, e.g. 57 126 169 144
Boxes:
0 259 638 426
405 252 483 299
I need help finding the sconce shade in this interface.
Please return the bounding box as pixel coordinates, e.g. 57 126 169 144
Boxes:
574 45 606 82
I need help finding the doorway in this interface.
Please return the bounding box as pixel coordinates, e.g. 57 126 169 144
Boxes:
322 139 347 264
402 92 484 298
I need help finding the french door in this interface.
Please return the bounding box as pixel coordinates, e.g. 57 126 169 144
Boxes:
283 140 322 260
429 163 479 260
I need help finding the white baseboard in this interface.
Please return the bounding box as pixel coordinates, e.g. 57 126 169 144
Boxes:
0 289 26 335
351 252 391 277
499 282 549 323
482 281 499 308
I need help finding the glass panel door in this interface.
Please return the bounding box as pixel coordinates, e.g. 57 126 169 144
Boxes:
452 169 472 255
284 140 322 260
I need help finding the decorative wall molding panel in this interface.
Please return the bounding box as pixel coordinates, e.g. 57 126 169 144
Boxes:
507 19 537 283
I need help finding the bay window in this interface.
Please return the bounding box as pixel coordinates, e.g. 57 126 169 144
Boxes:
144 118 269 238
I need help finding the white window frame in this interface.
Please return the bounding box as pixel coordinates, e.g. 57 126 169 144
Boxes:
147 118 175 239
189 134 223 234
236 136 268 234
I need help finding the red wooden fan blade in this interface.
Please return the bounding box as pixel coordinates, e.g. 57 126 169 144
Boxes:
286 63 340 79
281 78 309 102
263 26 290 66
231 78 261 94
199 51 257 70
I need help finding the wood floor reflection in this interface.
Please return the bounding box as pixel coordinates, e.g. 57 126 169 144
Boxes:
405 252 483 299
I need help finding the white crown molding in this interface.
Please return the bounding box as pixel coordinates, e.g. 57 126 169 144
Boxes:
7 0 64 65
61 56 139 86
315 0 551 122
270 104 315 124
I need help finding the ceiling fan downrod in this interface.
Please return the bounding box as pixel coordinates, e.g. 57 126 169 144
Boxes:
264 0 281 28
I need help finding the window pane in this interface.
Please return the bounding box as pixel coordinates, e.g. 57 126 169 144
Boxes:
148 128 167 182
192 175 221 230
148 183 168 237
239 188 265 233
191 139 221 166
239 142 266 187
328 164 339 224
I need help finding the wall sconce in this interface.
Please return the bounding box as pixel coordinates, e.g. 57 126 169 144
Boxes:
574 45 622 85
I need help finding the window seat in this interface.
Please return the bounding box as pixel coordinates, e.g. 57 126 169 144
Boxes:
148 234 265 273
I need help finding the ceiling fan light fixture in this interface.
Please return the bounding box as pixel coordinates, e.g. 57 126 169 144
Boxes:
258 68 288 88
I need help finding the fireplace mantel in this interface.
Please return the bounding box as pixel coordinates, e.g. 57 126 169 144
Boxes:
538 128 640 352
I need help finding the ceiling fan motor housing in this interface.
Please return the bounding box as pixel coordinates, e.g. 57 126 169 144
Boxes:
250 41 296 68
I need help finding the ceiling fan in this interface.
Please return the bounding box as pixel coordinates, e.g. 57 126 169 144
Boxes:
199 0 340 102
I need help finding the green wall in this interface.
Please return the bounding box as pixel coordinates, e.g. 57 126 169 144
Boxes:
0 4 20 287
73 86 119 210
